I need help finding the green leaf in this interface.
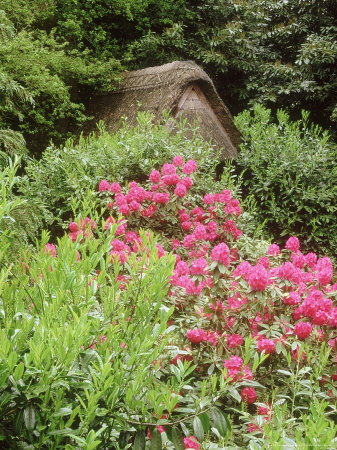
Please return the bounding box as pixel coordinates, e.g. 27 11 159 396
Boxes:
150 428 162 450
53 407 72 417
199 412 210 433
170 426 185 450
7 351 17 371
210 406 230 437
13 362 24 381
193 416 204 442
134 430 146 450
24 404 36 431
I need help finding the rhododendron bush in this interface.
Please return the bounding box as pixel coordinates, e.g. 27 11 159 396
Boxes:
1 157 337 448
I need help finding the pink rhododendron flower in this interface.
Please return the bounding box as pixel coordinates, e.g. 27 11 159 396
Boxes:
98 179 110 191
149 170 161 183
181 221 192 231
257 338 276 354
186 328 207 344
283 291 301 305
193 224 207 240
45 243 56 257
69 221 78 232
294 322 312 340
129 200 141 211
174 183 187 197
285 236 300 252
248 264 268 291
241 387 257 404
173 155 184 166
211 242 230 266
181 176 193 189
161 163 176 175
183 235 196 248
153 192 170 204
203 194 215 204
163 174 180 185
258 256 270 269
267 243 280 256
226 333 244 349
190 257 208 275
182 159 197 174
184 436 200 449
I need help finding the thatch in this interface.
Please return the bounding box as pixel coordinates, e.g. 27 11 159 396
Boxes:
85 61 241 159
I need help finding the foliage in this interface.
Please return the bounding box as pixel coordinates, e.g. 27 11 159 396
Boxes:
3 154 337 448
125 0 337 132
0 9 121 155
19 113 231 239
234 104 337 258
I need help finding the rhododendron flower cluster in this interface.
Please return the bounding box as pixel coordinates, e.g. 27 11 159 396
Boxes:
241 387 258 404
90 157 337 444
184 436 200 449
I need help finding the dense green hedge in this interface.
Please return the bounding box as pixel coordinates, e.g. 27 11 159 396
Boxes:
234 104 337 258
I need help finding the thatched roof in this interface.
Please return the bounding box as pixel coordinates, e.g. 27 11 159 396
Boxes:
85 61 241 159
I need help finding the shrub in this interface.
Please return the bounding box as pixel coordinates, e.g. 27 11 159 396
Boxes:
234 104 337 258
19 112 235 240
3 154 337 448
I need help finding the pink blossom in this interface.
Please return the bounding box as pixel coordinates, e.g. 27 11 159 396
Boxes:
257 338 276 354
258 256 270 269
181 176 193 189
305 252 317 269
98 179 110 191
129 200 141 211
183 235 196 248
174 183 187 197
248 264 268 291
149 170 161 183
163 174 180 185
153 192 170 204
45 243 56 257
226 333 244 349
175 261 190 276
186 328 207 344
241 387 257 404
211 242 230 266
203 194 215 204
179 211 190 222
119 205 130 215
291 251 305 269
294 322 312 340
184 436 200 449
161 163 176 175
283 291 301 305
173 155 184 166
69 222 78 232
110 182 122 193
267 243 280 256
181 221 192 231
182 159 197 174
190 257 208 275
193 225 207 240
285 236 300 252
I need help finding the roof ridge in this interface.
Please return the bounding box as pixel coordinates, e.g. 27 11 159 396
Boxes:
114 62 210 93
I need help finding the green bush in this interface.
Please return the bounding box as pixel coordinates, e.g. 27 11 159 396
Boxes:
19 113 236 239
234 104 337 258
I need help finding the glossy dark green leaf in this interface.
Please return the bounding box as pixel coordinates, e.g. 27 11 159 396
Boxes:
199 412 210 433
150 428 162 450
193 416 204 442
24 404 36 431
134 430 146 450
170 426 185 450
210 406 230 437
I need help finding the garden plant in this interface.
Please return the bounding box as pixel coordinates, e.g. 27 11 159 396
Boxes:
1 152 337 448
